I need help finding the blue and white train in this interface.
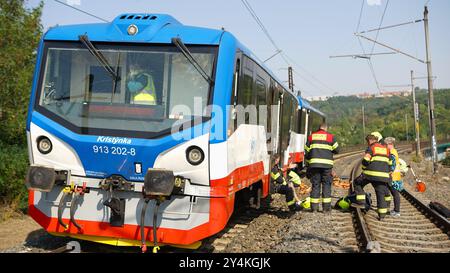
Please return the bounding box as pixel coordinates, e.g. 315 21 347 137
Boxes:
25 13 325 250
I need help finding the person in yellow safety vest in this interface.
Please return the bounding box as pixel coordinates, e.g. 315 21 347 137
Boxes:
270 154 302 212
126 67 157 105
385 137 403 217
305 123 340 213
352 134 393 220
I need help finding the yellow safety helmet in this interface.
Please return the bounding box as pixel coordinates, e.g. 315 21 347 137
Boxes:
337 197 351 210
370 132 383 142
300 197 311 209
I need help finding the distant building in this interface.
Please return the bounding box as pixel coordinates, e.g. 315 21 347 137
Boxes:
307 90 410 102
306 95 330 102
377 90 411 97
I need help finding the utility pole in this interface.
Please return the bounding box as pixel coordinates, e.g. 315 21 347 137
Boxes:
362 105 366 143
405 114 409 142
411 70 421 158
288 67 294 91
424 6 438 173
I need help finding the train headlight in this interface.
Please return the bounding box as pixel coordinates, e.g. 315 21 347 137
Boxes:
186 146 204 166
127 24 138 36
37 136 52 154
26 166 56 192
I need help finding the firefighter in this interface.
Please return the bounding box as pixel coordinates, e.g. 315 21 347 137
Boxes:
352 134 393 220
305 123 340 213
270 154 302 211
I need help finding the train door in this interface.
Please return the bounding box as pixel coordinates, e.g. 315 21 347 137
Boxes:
280 95 293 167
268 82 282 165
230 54 241 135
304 110 310 138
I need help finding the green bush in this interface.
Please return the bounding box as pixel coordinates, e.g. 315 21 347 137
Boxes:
442 155 450 167
0 143 29 211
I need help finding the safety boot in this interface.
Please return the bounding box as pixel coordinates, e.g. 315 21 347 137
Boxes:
289 203 303 212
310 203 319 213
322 203 332 214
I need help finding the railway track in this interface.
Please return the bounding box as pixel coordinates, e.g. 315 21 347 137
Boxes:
349 161 450 253
46 144 444 253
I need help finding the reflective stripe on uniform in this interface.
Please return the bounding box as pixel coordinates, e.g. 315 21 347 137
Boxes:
332 142 339 150
311 134 327 141
309 144 333 150
310 198 320 204
374 147 388 155
288 171 301 185
362 170 390 178
305 145 311 152
308 158 334 165
322 198 332 203
385 196 392 201
356 195 366 200
134 92 156 105
271 172 280 180
371 156 390 163
378 208 388 214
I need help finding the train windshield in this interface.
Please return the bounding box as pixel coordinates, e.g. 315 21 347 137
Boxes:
36 41 217 138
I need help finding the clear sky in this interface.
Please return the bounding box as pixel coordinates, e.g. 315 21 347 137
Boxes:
26 0 450 97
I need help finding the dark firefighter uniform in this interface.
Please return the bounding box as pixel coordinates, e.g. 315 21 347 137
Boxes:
353 142 393 219
305 129 339 212
270 165 300 211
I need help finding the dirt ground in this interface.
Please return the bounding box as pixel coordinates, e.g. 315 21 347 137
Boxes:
0 214 47 252
401 150 450 209
0 149 448 253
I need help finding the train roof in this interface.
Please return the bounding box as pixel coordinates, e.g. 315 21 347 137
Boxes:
43 13 297 99
297 96 326 117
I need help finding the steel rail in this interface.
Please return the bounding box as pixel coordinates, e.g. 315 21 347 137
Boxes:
401 190 450 236
349 161 375 252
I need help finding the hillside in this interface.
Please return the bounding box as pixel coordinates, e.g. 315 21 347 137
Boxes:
311 89 450 147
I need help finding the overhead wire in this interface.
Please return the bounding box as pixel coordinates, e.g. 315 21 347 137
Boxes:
240 0 335 96
355 0 382 93
369 0 390 56
53 0 108 22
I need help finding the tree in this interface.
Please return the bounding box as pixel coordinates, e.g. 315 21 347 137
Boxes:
311 89 450 147
0 0 43 145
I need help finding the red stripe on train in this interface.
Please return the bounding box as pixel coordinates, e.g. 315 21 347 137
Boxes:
27 161 269 245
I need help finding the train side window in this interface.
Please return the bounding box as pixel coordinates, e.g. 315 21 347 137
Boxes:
280 94 293 152
229 58 240 135
237 56 257 125
291 100 298 133
256 77 267 130
238 67 253 107
299 109 306 134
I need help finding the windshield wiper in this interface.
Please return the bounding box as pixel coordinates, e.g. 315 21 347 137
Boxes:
79 34 120 81
171 37 214 86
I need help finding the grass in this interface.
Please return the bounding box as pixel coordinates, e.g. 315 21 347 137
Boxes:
0 143 29 217
442 155 450 167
